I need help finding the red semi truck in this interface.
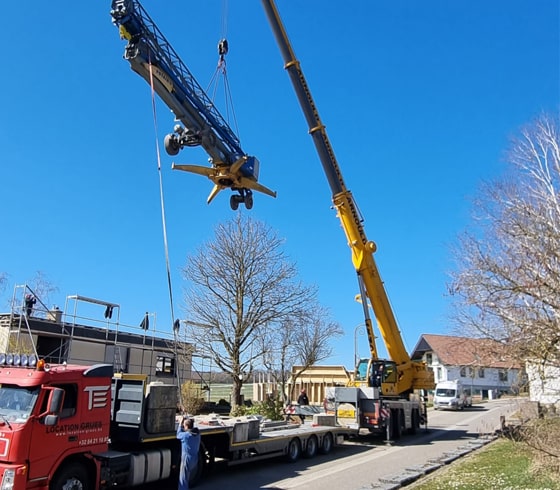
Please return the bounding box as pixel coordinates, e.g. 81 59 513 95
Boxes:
0 357 182 490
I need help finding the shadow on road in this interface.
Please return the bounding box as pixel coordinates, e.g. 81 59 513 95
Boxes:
150 404 498 489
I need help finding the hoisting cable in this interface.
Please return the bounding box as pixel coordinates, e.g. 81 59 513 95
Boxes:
205 0 241 138
146 55 183 406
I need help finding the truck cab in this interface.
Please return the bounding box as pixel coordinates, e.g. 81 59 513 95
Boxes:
0 356 113 490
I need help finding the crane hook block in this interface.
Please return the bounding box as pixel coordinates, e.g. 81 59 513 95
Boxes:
218 38 229 56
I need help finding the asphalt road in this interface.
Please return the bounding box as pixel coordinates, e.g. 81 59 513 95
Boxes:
160 398 521 490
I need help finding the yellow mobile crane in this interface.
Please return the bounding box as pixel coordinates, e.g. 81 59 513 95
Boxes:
261 1 434 437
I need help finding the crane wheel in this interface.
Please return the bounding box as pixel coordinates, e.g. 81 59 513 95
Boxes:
244 193 254 210
164 134 180 156
230 195 240 210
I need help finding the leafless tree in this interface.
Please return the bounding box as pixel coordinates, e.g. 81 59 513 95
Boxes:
260 306 343 404
0 273 7 300
448 112 560 367
0 271 58 315
17 271 59 319
180 214 319 410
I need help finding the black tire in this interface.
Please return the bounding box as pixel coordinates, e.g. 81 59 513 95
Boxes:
319 432 333 455
51 462 90 490
304 435 318 458
285 438 302 463
244 193 254 210
230 195 239 210
164 133 180 156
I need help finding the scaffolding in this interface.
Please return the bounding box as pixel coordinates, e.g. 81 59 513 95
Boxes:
0 284 190 386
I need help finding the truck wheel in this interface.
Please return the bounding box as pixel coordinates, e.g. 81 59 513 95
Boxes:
51 462 90 490
304 435 318 458
319 432 333 455
285 438 302 462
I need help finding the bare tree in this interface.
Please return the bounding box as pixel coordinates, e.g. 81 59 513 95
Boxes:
180 214 318 410
448 112 560 367
0 272 8 310
26 271 59 317
0 273 7 300
261 306 343 404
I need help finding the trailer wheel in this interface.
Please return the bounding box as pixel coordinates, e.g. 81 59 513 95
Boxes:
50 462 90 490
285 438 302 462
304 435 318 458
319 432 333 455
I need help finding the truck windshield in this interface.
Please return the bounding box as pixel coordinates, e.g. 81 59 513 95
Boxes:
435 388 456 397
0 385 40 423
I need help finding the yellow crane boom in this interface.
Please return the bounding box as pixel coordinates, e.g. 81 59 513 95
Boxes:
261 0 434 395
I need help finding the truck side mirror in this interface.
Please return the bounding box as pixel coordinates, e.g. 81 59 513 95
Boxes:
43 387 64 416
47 388 65 414
38 387 64 425
44 414 59 426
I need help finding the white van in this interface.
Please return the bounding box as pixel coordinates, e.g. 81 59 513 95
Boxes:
433 380 472 410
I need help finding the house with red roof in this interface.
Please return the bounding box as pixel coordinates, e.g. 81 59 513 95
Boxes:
411 334 523 398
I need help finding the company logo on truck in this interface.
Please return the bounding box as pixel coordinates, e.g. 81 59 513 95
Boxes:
46 420 104 434
84 385 110 410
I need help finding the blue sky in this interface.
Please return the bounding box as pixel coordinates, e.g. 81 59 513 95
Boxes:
1 1 558 368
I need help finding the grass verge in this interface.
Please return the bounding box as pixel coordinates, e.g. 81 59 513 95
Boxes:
410 437 559 490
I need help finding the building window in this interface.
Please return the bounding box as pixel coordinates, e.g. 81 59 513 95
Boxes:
156 356 175 377
59 384 78 418
425 353 433 365
478 367 485 378
436 367 442 382
460 366 466 377
468 367 475 378
498 369 508 382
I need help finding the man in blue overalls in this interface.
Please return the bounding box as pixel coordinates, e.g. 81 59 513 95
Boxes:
177 417 201 490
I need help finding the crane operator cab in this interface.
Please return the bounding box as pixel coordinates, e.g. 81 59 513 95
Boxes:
354 359 398 390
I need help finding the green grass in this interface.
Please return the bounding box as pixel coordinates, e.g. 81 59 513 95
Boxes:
411 438 560 490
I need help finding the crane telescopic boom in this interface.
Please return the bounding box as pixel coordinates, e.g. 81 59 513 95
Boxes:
261 0 434 395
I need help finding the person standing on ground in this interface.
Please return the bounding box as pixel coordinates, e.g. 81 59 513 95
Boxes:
297 388 309 423
177 417 201 490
